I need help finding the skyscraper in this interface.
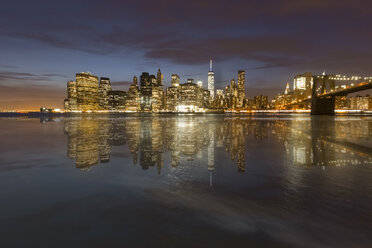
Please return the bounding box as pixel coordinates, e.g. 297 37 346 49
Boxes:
133 75 138 88
156 69 163 86
99 77 111 110
293 72 313 100
140 72 152 111
237 70 245 108
140 72 150 88
229 79 238 109
76 72 99 111
171 74 180 87
208 59 215 99
125 76 141 111
65 80 77 111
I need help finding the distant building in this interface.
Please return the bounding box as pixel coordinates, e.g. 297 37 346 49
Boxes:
64 80 77 111
165 86 179 111
216 89 223 96
350 96 371 110
187 78 194 84
64 72 100 112
254 95 268 109
237 70 245 108
152 69 164 111
202 89 210 108
214 89 224 109
246 98 255 109
140 72 153 111
293 72 313 100
151 86 163 112
156 69 164 86
108 91 126 111
99 77 111 110
208 59 215 99
76 72 100 111
335 96 349 109
226 79 238 109
125 76 141 111
171 74 180 87
178 82 199 112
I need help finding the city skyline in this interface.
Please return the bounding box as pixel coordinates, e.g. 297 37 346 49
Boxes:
1 0 372 110
2 63 372 111
60 68 372 113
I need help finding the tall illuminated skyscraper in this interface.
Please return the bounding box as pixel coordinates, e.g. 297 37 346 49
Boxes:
237 70 245 108
156 69 163 86
208 59 215 99
99 77 111 110
76 72 99 111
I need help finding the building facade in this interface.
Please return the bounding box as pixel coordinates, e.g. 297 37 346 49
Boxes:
125 76 141 111
237 70 245 108
99 77 111 110
208 59 215 100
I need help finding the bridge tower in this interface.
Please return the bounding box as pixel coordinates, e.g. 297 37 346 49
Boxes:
311 76 336 115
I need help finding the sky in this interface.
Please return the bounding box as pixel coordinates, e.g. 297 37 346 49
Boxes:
0 0 372 110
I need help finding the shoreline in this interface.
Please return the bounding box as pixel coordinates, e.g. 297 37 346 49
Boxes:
1 111 372 118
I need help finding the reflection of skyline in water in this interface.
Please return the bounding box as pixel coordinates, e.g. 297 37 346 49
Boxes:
1 116 369 248
61 116 372 172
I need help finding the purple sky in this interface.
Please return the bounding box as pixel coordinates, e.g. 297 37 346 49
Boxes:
0 0 371 110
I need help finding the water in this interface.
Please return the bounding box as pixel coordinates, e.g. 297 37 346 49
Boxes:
0 114 371 247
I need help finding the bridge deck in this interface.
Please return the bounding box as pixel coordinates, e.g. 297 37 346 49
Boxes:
319 81 372 97
283 81 372 107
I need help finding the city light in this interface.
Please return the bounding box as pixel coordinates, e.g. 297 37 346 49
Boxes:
55 70 372 115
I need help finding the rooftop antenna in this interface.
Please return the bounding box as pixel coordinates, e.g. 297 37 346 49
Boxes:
209 59 213 72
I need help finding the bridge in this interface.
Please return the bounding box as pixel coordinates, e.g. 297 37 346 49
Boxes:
282 76 372 115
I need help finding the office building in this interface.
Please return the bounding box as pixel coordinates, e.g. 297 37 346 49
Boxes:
99 77 111 110
171 74 180 87
237 70 245 108
208 59 215 99
125 76 141 111
254 95 268 109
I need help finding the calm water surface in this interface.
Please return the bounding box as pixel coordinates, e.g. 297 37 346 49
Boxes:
0 115 371 247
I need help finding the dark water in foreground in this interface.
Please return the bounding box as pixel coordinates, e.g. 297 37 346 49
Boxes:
0 115 371 247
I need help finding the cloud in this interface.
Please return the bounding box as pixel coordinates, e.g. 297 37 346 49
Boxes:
1 0 371 68
0 71 66 82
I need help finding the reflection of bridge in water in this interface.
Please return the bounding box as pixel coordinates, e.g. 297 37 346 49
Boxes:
285 76 372 115
59 116 372 173
285 117 372 166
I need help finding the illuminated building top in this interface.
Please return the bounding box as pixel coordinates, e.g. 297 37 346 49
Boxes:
208 59 215 99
